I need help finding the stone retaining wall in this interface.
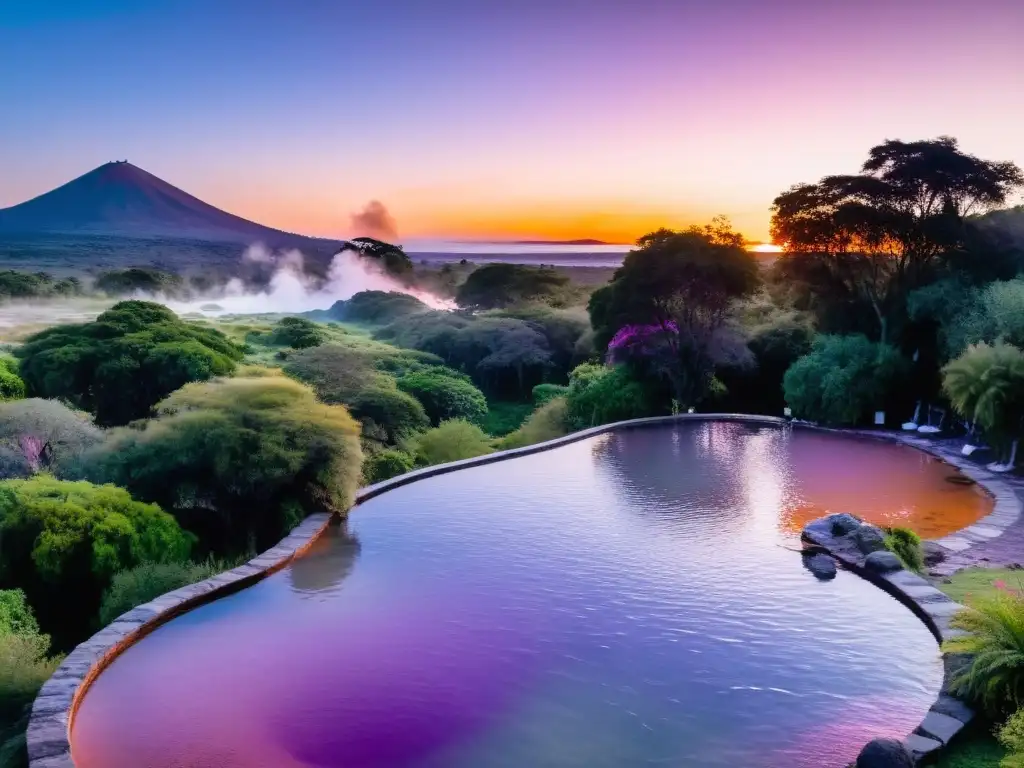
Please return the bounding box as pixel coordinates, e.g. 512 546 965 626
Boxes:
28 415 1010 767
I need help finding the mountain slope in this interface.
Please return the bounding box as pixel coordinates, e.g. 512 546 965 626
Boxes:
0 161 316 245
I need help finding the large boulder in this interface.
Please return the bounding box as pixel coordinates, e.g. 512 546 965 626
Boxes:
856 738 914 768
803 552 838 580
826 513 863 536
864 551 903 574
852 525 887 555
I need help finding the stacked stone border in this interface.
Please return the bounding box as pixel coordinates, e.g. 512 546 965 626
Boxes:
25 414 1016 767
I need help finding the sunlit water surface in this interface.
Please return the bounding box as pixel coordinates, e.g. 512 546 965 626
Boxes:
72 423 989 768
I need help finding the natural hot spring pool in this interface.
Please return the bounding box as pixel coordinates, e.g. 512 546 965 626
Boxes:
71 422 991 768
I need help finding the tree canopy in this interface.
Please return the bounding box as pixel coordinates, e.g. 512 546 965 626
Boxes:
0 398 102 480
783 334 909 425
0 475 192 646
589 220 759 406
771 137 1024 343
455 264 569 310
314 290 429 325
337 238 414 277
397 368 488 425
90 372 363 556
16 301 243 426
94 267 185 297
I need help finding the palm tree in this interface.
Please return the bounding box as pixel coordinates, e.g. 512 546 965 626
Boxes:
942 341 1024 468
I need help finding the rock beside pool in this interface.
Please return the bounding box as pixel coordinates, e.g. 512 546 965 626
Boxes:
802 552 837 580
922 541 947 567
855 738 914 768
864 551 904 574
826 513 863 536
852 525 888 555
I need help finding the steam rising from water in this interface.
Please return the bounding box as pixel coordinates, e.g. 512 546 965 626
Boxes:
166 244 453 316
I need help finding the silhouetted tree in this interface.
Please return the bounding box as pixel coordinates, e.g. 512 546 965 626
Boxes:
337 238 414 277
771 137 1024 343
588 219 760 406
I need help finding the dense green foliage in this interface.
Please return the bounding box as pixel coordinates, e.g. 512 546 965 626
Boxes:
266 317 327 349
0 630 61 768
771 137 1024 345
91 372 363 556
500 397 569 449
408 419 494 465
0 475 191 646
884 527 924 572
0 271 80 301
783 335 908 425
398 369 488 425
999 709 1024 768
945 591 1024 718
17 301 243 426
589 221 760 407
456 264 569 310
376 313 557 399
94 267 184 296
532 383 569 406
362 449 415 483
0 592 37 638
477 400 533 437
564 363 654 429
943 342 1024 455
315 290 429 325
97 559 241 627
0 399 102 480
0 359 24 403
350 385 430 443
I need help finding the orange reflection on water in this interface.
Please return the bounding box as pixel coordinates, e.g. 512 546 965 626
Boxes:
778 433 992 538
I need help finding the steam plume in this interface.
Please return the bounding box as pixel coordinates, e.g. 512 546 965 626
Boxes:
349 200 398 240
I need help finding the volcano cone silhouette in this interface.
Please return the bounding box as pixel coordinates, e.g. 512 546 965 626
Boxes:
0 162 308 244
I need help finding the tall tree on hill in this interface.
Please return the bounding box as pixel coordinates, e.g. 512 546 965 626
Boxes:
771 137 1024 344
337 238 414 278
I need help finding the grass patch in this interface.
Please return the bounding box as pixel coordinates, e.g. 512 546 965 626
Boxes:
934 726 1006 767
939 568 1024 604
479 400 533 437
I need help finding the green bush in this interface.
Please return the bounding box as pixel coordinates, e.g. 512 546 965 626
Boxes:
409 419 494 466
375 313 555 399
565 363 654 429
884 527 924 573
455 264 569 310
91 371 363 557
319 290 429 325
0 592 37 638
999 709 1024 768
478 400 533 437
943 342 1024 456
268 317 328 349
94 268 184 297
0 360 24 404
398 369 488 426
532 383 569 406
350 386 429 444
0 399 102 480
0 271 80 301
98 559 241 627
0 631 61 767
500 397 569 449
944 591 1024 718
362 449 415 484
0 475 192 648
16 301 243 426
783 334 909 425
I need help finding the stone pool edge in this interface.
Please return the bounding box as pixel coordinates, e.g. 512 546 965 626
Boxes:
28 412 784 768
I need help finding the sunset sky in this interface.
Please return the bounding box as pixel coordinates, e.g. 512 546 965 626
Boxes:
1 0 1023 243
